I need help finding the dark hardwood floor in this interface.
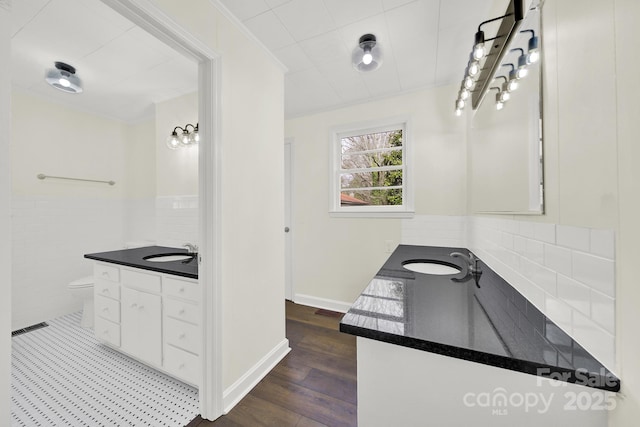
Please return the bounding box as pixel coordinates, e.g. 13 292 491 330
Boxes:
187 301 357 427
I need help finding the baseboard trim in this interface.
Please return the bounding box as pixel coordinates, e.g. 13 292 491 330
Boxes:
293 294 352 313
222 338 291 414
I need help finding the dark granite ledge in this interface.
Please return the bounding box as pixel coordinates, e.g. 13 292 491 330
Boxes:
85 245 198 279
339 244 620 392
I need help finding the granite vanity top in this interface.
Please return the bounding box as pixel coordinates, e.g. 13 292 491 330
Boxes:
339 245 620 392
84 246 198 279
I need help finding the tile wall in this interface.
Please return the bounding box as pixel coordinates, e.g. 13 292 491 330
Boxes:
402 214 616 371
155 195 199 248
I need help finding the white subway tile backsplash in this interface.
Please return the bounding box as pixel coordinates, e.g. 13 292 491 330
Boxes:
590 229 615 260
572 311 615 370
517 220 535 238
544 294 573 334
557 274 591 316
524 238 544 264
534 222 556 244
521 258 557 295
544 244 572 277
501 232 514 250
590 290 615 335
513 236 526 255
556 225 590 252
571 251 615 298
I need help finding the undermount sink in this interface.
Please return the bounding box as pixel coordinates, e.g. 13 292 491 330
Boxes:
144 253 193 263
402 260 461 275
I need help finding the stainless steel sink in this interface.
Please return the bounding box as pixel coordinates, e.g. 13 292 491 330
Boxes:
402 261 461 275
144 253 193 263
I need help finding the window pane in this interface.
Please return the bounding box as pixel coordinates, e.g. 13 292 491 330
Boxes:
341 129 403 156
340 170 403 189
341 188 402 206
341 149 402 170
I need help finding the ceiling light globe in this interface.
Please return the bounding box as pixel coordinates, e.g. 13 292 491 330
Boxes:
363 51 373 65
58 78 71 87
166 133 180 150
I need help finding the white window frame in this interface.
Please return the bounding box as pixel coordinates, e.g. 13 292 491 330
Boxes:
329 117 414 218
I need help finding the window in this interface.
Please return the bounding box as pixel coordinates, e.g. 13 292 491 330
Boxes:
330 120 413 217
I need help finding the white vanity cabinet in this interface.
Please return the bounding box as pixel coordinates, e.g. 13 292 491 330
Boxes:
92 262 200 387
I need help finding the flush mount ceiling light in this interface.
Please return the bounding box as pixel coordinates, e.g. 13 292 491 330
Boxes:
352 34 383 72
166 123 199 149
45 62 83 94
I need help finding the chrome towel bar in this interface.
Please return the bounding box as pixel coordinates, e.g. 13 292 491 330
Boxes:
37 173 115 186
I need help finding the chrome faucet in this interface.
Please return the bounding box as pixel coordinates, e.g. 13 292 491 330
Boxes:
183 243 198 254
450 251 480 274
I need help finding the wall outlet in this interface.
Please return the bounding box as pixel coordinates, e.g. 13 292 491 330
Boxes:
385 240 394 253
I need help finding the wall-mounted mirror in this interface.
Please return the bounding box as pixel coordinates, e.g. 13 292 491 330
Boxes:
469 0 544 214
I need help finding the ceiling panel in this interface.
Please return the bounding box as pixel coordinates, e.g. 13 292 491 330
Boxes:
273 0 336 41
298 30 350 68
244 10 295 51
323 0 384 28
273 43 315 73
220 0 270 21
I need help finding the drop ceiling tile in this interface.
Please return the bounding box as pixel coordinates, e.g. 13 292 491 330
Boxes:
218 0 270 21
273 44 314 73
244 11 295 51
360 58 402 98
438 0 493 31
382 0 416 11
323 0 384 27
298 30 349 68
317 59 370 102
10 0 49 37
273 0 336 41
265 0 292 8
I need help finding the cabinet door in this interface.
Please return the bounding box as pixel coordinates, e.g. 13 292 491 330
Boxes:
121 287 162 366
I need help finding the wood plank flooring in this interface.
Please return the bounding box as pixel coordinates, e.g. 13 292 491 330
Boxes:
187 301 357 427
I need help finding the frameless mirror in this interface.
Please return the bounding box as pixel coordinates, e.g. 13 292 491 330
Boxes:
469 1 544 214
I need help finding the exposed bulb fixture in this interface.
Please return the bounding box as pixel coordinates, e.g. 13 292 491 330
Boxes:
491 86 506 110
454 100 463 117
456 98 465 110
463 75 474 89
521 29 540 64
166 123 199 149
473 31 486 60
352 34 383 72
45 62 83 94
468 54 480 77
460 87 470 100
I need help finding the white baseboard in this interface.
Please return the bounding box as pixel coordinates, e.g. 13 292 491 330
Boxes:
222 338 290 414
293 294 353 313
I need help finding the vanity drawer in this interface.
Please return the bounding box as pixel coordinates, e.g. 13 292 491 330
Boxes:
94 263 120 283
95 316 120 347
164 276 199 301
164 298 199 325
95 279 120 301
121 269 161 294
164 345 199 385
164 317 199 354
95 295 120 323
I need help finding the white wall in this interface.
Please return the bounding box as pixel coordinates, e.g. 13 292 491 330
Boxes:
284 85 467 308
149 0 287 394
10 91 130 329
0 4 12 422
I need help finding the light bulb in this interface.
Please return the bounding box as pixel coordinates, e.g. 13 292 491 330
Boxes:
363 51 373 65
189 130 199 144
496 101 504 110
455 108 462 117
499 91 510 102
59 78 71 87
180 130 190 145
460 87 470 100
473 44 485 60
468 61 479 77
166 133 180 149
464 76 474 89
456 98 465 109
516 67 528 79
507 79 518 92
527 49 540 64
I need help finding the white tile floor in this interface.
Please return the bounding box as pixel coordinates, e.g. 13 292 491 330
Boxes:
11 312 199 426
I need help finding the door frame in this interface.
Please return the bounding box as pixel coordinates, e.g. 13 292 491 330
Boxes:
99 0 223 420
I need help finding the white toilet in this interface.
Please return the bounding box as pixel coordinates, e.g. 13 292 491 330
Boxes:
67 275 95 328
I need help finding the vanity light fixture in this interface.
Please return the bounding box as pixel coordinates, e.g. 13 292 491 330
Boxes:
166 123 199 149
352 34 383 72
521 29 540 64
45 62 83 94
501 64 519 91
491 87 505 110
453 0 524 114
494 75 513 96
512 48 529 79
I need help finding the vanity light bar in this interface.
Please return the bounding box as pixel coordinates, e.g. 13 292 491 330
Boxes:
454 0 524 115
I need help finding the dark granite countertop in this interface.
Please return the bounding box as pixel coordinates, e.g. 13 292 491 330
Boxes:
339 244 620 392
84 246 198 279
